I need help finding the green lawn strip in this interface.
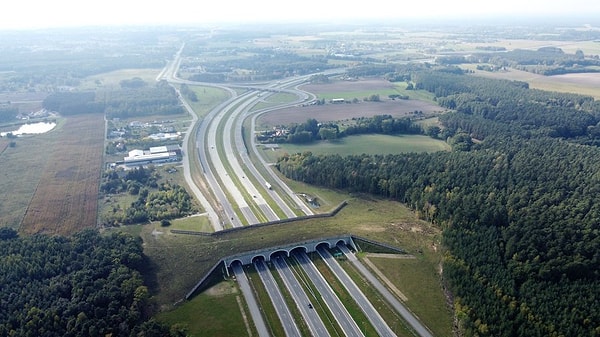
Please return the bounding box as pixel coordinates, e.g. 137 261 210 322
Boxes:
365 256 453 337
415 117 440 128
286 255 344 336
271 169 351 211
266 260 313 336
250 92 299 112
392 83 437 103
156 279 252 337
186 86 231 118
169 215 212 232
244 264 286 337
309 253 380 337
262 134 450 159
331 250 418 337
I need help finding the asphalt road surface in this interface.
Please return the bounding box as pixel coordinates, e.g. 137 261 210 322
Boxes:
337 244 434 337
272 254 330 337
317 246 396 337
293 251 365 337
232 262 270 337
254 259 302 337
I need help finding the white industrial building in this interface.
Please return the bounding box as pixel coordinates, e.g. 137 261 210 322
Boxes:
123 146 179 167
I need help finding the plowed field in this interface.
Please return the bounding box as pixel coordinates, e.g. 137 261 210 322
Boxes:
258 79 444 126
20 114 104 235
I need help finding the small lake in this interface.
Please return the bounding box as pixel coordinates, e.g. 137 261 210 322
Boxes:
1 122 57 137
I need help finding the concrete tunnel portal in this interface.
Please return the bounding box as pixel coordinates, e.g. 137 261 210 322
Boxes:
225 236 356 275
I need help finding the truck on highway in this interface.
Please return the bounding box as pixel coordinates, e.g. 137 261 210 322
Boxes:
265 182 272 190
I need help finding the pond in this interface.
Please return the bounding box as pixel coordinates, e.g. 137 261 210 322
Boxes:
1 122 57 137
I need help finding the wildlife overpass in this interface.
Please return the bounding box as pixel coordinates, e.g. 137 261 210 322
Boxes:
223 235 357 276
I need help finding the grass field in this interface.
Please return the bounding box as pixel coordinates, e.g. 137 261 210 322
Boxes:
78 68 162 90
185 85 231 118
0 123 61 229
20 114 105 235
136 189 448 334
462 64 600 99
259 134 450 163
157 280 253 337
366 255 453 337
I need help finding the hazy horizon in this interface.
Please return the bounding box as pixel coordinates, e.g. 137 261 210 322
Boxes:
3 0 600 31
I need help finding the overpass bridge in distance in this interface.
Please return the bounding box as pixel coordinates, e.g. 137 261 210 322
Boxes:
223 235 357 276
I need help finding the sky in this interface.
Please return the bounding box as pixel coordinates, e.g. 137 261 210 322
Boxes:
3 0 600 30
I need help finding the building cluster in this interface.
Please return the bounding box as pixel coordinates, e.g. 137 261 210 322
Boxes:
120 145 181 167
256 127 290 143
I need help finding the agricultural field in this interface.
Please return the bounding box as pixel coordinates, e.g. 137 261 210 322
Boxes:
78 68 163 90
20 114 105 235
0 122 63 229
260 134 450 161
253 78 449 160
257 79 444 128
462 64 600 99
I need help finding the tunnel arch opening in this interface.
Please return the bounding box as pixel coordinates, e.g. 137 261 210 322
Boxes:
269 249 289 261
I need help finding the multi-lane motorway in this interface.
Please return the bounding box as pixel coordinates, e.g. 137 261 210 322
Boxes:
161 46 433 337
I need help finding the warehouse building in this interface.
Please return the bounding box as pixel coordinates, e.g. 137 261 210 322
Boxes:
123 145 180 167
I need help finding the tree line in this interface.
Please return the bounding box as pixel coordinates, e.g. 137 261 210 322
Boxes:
0 228 185 337
276 67 600 336
259 115 423 144
42 81 184 118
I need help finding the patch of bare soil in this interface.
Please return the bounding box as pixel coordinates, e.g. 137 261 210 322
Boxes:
364 253 416 259
357 224 387 232
205 281 238 297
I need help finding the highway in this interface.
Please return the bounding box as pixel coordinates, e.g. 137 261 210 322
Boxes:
196 94 247 227
272 254 330 337
220 93 279 222
254 259 302 337
293 250 365 337
164 48 317 227
172 85 222 231
231 262 270 337
161 46 434 337
205 91 261 225
337 244 434 337
317 246 396 337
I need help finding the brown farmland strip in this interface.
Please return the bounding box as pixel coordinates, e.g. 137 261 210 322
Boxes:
21 114 104 235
